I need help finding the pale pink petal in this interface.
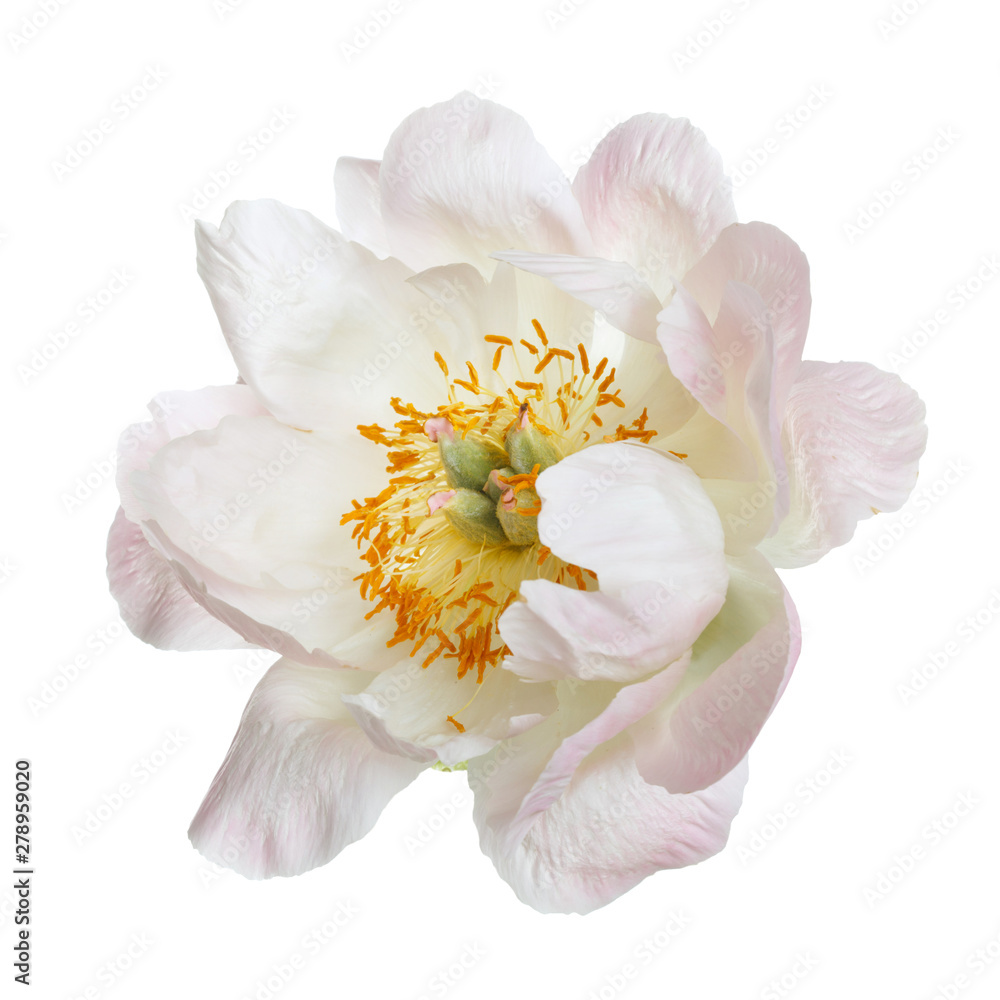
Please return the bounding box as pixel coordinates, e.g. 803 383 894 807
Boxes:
572 114 737 299
484 755 747 914
760 361 927 568
469 672 747 912
333 156 389 257
659 281 776 449
107 507 251 651
139 528 350 668
379 93 593 274
499 443 727 682
657 281 728 424
196 199 445 429
679 222 811 410
189 658 425 878
631 553 799 794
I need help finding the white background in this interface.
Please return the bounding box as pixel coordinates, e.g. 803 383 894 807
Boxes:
4 0 1000 997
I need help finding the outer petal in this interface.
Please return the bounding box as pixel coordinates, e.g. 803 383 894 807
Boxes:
488 756 748 914
631 553 798 794
128 414 386 666
188 658 425 878
379 93 594 274
760 361 927 568
499 443 728 682
333 156 389 257
470 690 748 914
572 114 737 299
130 415 374 588
196 199 445 429
107 507 251 651
679 222 811 411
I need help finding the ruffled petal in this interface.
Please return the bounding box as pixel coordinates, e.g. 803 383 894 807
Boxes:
379 93 593 274
196 198 445 429
483 755 747 914
659 282 787 552
572 114 737 299
469 671 747 912
188 658 425 878
760 361 927 567
678 222 811 411
631 552 798 793
107 507 251 651
499 443 727 682
333 156 389 257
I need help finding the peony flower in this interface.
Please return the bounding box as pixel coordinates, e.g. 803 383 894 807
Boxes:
107 93 926 913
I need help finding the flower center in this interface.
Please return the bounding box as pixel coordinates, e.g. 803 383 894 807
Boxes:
341 319 658 730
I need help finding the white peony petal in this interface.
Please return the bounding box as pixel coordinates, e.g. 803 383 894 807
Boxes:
196 199 445 429
490 250 663 343
128 414 386 664
405 262 500 384
760 361 928 567
107 507 251 651
342 657 557 767
631 553 798 794
573 114 737 299
482 253 701 437
333 156 389 257
130 415 375 586
404 259 595 401
500 443 728 682
188 658 425 878
378 93 593 274
116 384 267 523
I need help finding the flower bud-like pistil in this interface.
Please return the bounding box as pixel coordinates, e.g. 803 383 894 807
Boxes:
430 487 513 548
